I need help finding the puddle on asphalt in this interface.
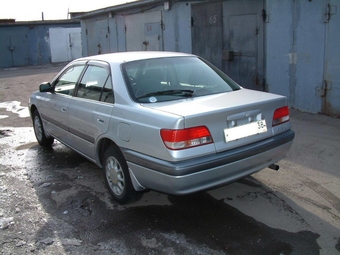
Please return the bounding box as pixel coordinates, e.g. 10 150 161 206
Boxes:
0 127 321 254
22 140 320 255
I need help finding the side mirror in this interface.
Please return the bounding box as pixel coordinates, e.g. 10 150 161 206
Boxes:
39 82 52 92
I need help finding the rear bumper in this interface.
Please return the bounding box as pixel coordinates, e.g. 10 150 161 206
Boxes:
123 130 295 195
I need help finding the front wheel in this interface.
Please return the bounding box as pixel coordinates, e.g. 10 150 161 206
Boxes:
32 110 54 147
103 146 136 204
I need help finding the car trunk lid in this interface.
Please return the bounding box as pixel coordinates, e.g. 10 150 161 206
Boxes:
142 89 288 153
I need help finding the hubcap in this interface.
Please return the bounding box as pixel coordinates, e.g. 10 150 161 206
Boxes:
34 116 43 141
105 156 125 196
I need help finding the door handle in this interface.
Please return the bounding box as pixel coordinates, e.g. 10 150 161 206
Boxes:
61 108 67 112
97 119 104 123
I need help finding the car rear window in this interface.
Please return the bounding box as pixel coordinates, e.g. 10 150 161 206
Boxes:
122 56 240 103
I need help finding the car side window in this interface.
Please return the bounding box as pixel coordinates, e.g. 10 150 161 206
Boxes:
54 65 85 95
100 76 113 103
76 65 113 103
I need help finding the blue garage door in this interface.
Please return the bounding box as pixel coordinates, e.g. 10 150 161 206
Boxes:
323 0 340 116
0 35 29 68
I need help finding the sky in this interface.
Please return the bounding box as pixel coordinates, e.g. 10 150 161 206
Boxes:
0 0 137 21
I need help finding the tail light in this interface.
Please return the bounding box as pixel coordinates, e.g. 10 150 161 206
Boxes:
160 126 213 150
272 106 290 126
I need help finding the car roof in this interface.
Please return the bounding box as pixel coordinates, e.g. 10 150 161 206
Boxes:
75 51 196 64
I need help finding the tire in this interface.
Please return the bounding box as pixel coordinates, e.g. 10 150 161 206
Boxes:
103 146 136 204
32 110 54 147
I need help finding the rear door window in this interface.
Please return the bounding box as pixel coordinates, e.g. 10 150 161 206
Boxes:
76 65 113 103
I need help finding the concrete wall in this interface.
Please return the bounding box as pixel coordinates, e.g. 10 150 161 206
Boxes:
162 2 192 53
81 2 192 57
266 0 325 113
0 21 80 68
79 0 340 116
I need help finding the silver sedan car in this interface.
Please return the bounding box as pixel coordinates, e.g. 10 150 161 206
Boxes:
29 51 294 203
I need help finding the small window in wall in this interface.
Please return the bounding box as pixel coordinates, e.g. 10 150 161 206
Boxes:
76 65 113 103
55 65 85 95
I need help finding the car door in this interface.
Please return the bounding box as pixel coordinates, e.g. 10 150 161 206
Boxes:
67 61 114 160
39 63 86 142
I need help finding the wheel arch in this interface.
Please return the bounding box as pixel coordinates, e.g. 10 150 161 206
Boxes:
30 104 38 119
97 137 146 193
97 138 123 167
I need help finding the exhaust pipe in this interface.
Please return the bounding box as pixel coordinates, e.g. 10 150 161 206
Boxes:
268 164 280 171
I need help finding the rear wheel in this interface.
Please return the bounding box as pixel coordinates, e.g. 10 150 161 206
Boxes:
32 110 54 147
103 146 136 204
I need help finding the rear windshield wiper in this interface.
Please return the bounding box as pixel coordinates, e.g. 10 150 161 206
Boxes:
136 89 194 99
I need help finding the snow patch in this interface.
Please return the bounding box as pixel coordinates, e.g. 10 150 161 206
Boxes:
0 101 30 118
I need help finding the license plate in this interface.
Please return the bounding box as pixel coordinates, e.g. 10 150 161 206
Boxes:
224 120 267 142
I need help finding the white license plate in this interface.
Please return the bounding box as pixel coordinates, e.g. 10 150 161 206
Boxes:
224 120 267 142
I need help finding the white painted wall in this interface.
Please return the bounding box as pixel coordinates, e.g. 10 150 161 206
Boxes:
49 27 82 63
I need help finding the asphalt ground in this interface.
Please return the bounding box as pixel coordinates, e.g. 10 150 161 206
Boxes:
0 65 339 255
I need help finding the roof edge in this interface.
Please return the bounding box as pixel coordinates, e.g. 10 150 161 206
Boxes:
77 0 166 19
0 19 80 27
